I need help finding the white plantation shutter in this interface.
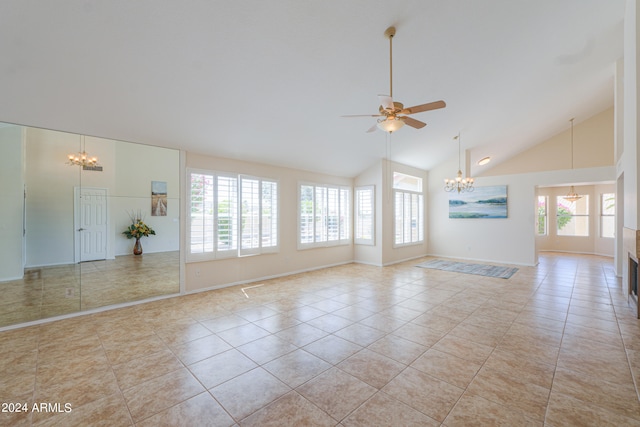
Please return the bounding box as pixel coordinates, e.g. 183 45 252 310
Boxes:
340 188 350 241
355 186 374 245
188 169 278 261
189 172 215 254
299 183 350 248
240 177 260 254
315 186 328 243
216 175 238 255
262 180 278 248
393 172 424 247
300 185 314 244
240 176 279 255
327 187 339 241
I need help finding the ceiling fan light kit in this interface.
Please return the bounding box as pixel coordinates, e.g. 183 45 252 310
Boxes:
343 26 446 133
377 117 405 132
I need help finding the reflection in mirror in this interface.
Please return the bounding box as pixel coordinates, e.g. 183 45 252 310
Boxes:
0 123 180 328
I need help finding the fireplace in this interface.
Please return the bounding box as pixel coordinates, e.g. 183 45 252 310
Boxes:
630 257 638 299
623 227 640 318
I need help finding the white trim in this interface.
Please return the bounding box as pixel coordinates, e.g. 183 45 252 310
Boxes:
297 181 351 250
185 260 354 295
186 168 279 261
354 185 375 246
73 186 109 263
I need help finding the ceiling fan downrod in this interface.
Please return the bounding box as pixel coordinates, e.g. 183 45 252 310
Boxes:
385 26 395 99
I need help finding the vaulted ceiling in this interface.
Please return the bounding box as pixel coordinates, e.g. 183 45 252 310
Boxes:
0 0 625 177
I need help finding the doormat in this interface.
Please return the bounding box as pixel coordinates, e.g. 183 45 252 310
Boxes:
416 259 518 279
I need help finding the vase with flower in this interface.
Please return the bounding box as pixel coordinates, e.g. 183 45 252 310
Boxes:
122 210 156 255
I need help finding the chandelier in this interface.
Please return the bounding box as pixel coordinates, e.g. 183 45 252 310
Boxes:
66 135 99 167
444 133 474 193
563 118 582 202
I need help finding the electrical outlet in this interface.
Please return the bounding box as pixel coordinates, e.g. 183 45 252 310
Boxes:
65 288 75 298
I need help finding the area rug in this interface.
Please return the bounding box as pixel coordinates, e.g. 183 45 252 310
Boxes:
416 259 518 279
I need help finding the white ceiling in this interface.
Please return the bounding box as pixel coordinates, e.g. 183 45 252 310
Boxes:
0 0 625 178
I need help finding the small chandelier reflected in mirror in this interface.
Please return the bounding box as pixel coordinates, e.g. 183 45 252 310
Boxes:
563 118 582 202
67 135 99 167
444 133 474 193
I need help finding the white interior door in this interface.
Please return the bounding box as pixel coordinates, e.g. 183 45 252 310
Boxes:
74 187 108 262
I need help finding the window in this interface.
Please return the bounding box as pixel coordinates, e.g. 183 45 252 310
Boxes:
240 176 278 255
600 193 615 238
536 196 547 236
355 186 374 245
188 170 278 260
299 183 350 247
393 172 424 246
556 195 589 236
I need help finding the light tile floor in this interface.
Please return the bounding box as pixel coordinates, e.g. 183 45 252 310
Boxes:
1 252 639 426
0 251 180 328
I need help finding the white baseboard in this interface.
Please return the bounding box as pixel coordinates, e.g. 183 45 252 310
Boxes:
185 260 354 295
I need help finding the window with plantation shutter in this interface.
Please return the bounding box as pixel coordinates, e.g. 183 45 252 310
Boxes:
393 172 424 247
355 186 374 245
299 183 350 248
187 169 278 261
217 175 238 254
240 175 278 256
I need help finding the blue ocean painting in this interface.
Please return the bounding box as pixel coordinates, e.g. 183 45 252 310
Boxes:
449 185 507 219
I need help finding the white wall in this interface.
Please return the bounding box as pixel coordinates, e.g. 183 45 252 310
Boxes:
428 150 615 266
0 125 25 281
624 0 639 231
112 140 180 256
184 152 354 293
352 159 429 267
23 128 179 267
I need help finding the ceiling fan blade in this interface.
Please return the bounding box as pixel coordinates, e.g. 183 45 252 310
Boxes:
402 116 427 129
378 95 394 110
342 114 384 118
401 100 446 115
366 123 378 133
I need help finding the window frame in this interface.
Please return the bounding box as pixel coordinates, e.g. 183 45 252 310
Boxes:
600 192 615 239
354 185 375 245
392 172 424 248
298 182 351 249
536 195 548 236
186 168 279 262
556 195 590 237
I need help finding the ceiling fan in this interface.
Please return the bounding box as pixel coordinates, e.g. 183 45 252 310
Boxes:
343 26 446 133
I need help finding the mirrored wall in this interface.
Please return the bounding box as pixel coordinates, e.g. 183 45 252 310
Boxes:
0 123 180 328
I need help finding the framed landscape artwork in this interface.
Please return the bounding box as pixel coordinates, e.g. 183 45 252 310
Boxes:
449 185 507 218
151 181 168 216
